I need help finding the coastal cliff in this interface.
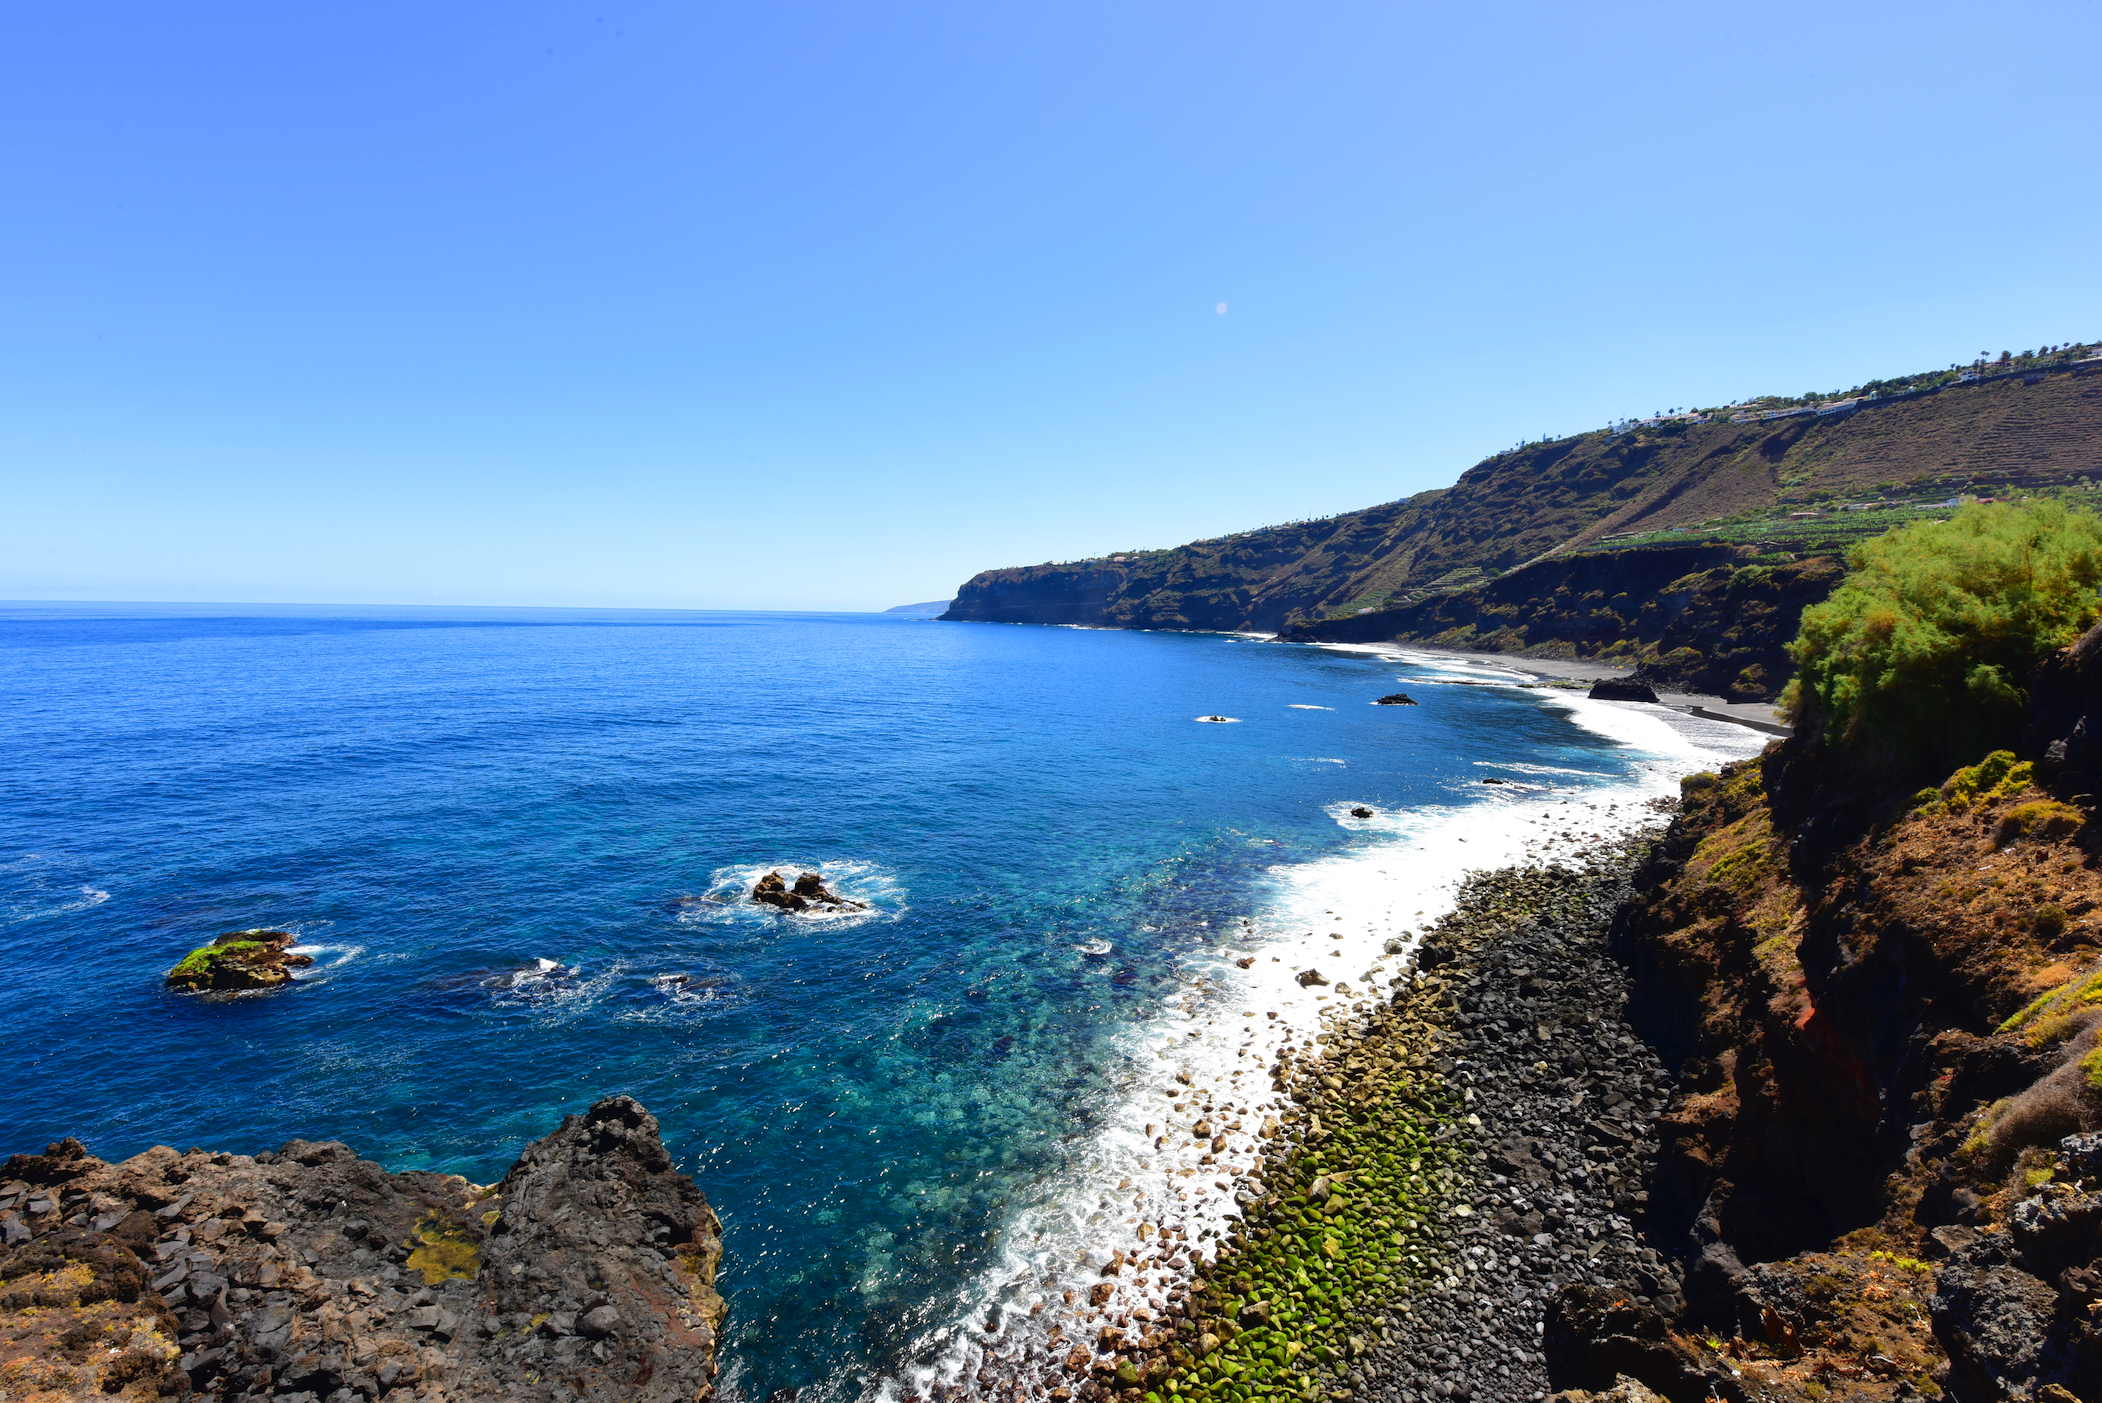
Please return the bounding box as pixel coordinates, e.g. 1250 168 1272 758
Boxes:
1275 547 1844 701
0 1096 724 1403
1548 628 2102 1400
944 358 2102 699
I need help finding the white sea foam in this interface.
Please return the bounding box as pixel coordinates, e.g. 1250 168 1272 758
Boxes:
875 651 1769 1403
484 957 629 1025
1288 704 1333 711
488 958 577 995
286 942 365 983
2 865 112 924
1473 760 1613 778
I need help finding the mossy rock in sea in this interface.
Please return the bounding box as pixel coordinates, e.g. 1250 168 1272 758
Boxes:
167 929 314 992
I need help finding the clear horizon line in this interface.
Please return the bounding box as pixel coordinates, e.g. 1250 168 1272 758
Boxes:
0 597 952 616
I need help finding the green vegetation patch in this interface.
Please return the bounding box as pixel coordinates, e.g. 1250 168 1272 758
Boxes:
1995 800 2085 846
1998 967 2102 1046
170 940 264 977
1783 501 2102 771
1163 1103 1466 1403
1940 752 2031 810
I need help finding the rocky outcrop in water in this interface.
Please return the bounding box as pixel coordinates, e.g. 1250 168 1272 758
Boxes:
166 932 314 993
0 1096 724 1403
1584 681 1659 704
752 870 865 913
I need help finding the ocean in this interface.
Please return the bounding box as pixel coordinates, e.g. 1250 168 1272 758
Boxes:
0 604 1763 1399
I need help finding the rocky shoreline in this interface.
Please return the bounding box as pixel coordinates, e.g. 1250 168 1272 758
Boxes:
28 753 2102 1403
0 1096 723 1403
1097 827 1957 1403
1135 721 2102 1403
1354 841 1687 1403
1067 840 1706 1403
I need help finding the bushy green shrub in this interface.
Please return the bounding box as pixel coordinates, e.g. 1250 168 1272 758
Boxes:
1782 501 2102 769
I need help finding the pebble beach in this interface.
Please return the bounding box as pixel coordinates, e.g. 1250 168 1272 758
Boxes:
1052 834 1686 1403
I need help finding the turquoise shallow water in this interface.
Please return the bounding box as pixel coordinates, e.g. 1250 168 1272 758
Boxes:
0 604 1756 1398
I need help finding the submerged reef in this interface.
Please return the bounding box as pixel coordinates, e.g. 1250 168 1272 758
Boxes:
0 1096 723 1403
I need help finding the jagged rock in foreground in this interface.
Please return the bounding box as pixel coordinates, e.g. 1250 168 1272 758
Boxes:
0 1096 725 1403
1931 1166 2102 1403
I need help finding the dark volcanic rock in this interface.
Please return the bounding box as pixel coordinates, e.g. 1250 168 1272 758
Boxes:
1351 806 1376 818
1545 1287 1744 1403
1930 1165 2102 1403
1932 1241 2061 1403
1375 693 1418 706
165 929 315 992
753 869 866 913
2020 619 2102 802
0 1096 724 1403
1586 680 1660 703
1321 847 1713 1403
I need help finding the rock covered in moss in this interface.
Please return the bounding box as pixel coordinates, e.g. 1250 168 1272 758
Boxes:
0 1095 725 1403
165 929 313 992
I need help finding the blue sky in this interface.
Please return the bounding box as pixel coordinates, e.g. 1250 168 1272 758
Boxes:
5 1 2098 609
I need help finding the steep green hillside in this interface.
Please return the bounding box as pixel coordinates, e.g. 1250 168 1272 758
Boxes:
943 359 2102 644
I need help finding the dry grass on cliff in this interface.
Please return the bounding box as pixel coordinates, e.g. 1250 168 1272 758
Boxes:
1639 746 2102 1230
1875 752 2099 1019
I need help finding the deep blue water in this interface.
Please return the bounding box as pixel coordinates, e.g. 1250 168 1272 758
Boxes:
0 605 1751 1398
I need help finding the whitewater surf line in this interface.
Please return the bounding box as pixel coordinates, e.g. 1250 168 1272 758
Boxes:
872 649 1767 1403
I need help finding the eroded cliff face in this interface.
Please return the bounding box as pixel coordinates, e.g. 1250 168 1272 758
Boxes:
1279 548 1846 701
947 544 1842 702
946 564 1136 627
1596 677 2102 1400
0 1096 724 1403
